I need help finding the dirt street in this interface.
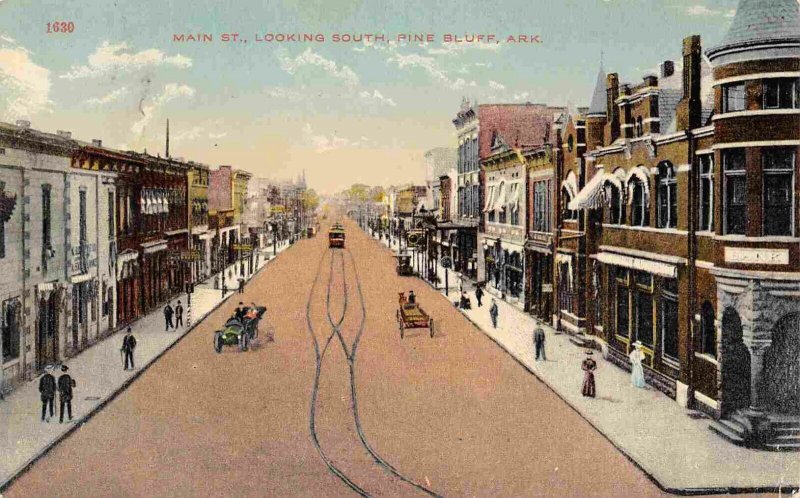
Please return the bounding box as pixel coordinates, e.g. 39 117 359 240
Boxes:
7 218 676 497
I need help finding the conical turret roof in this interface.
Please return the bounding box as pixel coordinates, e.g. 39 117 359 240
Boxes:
587 67 607 117
708 0 800 63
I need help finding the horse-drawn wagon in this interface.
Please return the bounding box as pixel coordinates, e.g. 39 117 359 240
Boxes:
396 292 434 339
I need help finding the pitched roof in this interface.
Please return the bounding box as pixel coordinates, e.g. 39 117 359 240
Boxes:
718 0 800 48
587 67 607 116
477 104 564 160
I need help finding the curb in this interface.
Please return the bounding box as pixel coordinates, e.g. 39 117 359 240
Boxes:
370 233 799 496
0 243 292 493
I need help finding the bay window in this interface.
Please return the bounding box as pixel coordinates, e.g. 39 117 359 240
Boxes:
763 78 799 109
698 154 714 231
723 149 746 235
722 83 746 112
762 148 795 236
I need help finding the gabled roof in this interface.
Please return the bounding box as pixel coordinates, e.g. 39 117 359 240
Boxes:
587 67 607 116
477 103 565 160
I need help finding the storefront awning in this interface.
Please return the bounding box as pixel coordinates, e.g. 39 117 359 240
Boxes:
70 273 94 284
37 282 57 292
595 251 677 278
568 170 622 210
141 240 168 254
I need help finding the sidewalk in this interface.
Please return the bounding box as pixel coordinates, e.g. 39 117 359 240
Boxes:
373 232 800 493
0 243 290 491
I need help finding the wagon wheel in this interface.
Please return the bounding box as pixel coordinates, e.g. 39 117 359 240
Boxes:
429 319 435 338
400 320 405 339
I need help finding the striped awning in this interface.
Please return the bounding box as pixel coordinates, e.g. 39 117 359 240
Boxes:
568 170 623 210
70 273 94 284
37 282 57 292
141 240 168 254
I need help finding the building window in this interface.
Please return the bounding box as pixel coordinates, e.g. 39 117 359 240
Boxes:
723 149 747 235
698 155 714 231
567 135 574 152
633 271 654 348
41 184 51 270
661 278 679 361
498 205 507 224
615 267 629 338
630 178 649 227
2 298 21 362
559 261 573 313
636 116 643 137
108 191 115 239
562 187 577 221
657 162 677 228
762 148 795 236
722 83 746 112
763 78 798 109
533 180 551 232
700 301 716 357
605 183 625 224
79 190 87 271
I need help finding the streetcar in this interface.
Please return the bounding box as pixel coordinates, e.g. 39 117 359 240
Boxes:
328 223 345 248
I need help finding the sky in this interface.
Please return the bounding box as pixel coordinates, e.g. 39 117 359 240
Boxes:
0 0 742 194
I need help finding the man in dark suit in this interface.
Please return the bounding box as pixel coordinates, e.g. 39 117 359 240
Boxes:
39 365 56 422
163 303 174 331
175 300 184 328
121 327 137 370
57 365 76 423
234 302 247 322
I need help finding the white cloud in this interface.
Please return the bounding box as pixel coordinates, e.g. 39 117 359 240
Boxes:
131 82 195 135
208 131 227 139
513 91 530 101
278 48 359 87
302 123 367 153
85 86 128 105
0 46 51 119
61 41 192 80
264 86 306 101
489 80 506 90
387 52 474 90
426 42 502 56
685 4 736 17
358 89 396 107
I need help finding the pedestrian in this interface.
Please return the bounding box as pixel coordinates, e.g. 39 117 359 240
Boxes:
629 341 646 388
489 299 499 328
39 365 56 422
407 290 416 304
534 326 547 361
163 303 174 331
235 302 247 322
581 350 597 398
57 365 76 423
121 327 137 370
214 329 224 353
238 277 245 294
175 300 184 328
475 286 484 307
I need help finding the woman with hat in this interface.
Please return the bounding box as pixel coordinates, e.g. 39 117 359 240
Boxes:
581 350 597 398
628 341 646 388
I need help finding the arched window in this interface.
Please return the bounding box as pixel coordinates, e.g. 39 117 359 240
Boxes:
636 116 643 137
604 181 625 225
561 186 577 221
657 162 677 228
629 177 649 227
700 301 716 357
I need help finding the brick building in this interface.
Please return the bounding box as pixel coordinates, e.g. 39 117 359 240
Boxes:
563 0 800 447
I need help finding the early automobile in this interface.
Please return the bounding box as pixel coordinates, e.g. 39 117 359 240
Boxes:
394 252 414 276
214 305 267 352
396 292 434 339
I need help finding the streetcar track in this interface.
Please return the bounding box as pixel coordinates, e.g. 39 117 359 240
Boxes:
306 249 370 497
307 225 442 498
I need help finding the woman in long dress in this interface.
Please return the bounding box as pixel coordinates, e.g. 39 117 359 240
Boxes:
581 351 597 397
629 341 646 388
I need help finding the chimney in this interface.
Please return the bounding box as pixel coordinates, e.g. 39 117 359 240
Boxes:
661 60 675 78
92 139 103 147
15 120 30 129
676 35 702 131
643 74 658 87
606 73 620 143
57 130 72 139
